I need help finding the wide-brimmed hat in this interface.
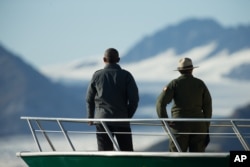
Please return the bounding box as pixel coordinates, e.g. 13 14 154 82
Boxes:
175 57 198 71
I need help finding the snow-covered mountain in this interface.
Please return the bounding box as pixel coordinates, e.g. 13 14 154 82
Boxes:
40 18 250 118
41 43 250 83
122 18 250 62
41 18 250 83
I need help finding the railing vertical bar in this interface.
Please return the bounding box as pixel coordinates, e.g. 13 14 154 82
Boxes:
57 120 76 151
27 119 42 152
101 121 121 151
231 121 249 151
162 121 182 152
36 120 56 151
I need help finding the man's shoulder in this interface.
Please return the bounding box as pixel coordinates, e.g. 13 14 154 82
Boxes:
93 69 103 74
169 78 179 84
121 68 131 74
91 69 105 78
192 76 205 83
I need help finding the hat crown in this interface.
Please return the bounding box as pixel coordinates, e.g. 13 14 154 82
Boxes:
178 58 193 68
176 57 198 71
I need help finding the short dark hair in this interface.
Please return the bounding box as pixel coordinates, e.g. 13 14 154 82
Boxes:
104 48 119 63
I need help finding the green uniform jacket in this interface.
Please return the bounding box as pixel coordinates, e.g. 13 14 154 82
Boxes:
156 74 212 120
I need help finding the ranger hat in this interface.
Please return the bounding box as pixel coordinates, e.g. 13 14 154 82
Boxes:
175 57 198 71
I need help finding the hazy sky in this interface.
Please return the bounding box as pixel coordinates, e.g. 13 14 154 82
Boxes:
0 0 250 68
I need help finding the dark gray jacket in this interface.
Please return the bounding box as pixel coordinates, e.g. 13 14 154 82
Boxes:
86 64 139 119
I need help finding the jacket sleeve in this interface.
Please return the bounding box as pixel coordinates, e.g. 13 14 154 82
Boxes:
202 84 212 128
126 73 139 118
202 85 212 119
156 84 174 118
86 77 97 118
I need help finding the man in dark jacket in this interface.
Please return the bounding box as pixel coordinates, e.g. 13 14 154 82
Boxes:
156 57 212 152
86 48 139 151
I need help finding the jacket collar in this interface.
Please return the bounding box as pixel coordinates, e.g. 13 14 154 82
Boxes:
104 63 121 69
179 74 193 78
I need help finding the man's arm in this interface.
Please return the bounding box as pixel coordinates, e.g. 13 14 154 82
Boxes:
127 74 139 118
86 79 97 119
156 86 174 118
202 85 212 119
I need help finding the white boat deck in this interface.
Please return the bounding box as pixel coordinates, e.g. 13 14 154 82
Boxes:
17 151 229 157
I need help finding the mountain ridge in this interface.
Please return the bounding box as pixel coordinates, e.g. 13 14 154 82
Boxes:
0 44 86 135
121 18 250 63
41 18 250 82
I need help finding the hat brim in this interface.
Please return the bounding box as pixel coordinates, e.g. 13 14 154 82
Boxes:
174 66 199 71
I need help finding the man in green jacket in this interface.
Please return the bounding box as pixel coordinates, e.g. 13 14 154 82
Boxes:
156 57 212 152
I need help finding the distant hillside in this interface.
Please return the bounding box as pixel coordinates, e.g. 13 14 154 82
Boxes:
0 45 86 136
231 103 250 118
224 62 250 80
122 18 250 63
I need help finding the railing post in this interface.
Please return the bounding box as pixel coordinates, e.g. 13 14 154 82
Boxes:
57 120 76 151
231 120 250 151
101 121 121 151
36 120 56 151
27 119 42 152
162 120 182 152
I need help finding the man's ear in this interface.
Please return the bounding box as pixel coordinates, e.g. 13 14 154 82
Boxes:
103 57 107 62
117 57 120 63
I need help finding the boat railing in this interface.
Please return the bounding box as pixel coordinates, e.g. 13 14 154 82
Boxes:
20 117 250 152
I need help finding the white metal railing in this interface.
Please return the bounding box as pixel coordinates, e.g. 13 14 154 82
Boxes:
21 117 250 152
